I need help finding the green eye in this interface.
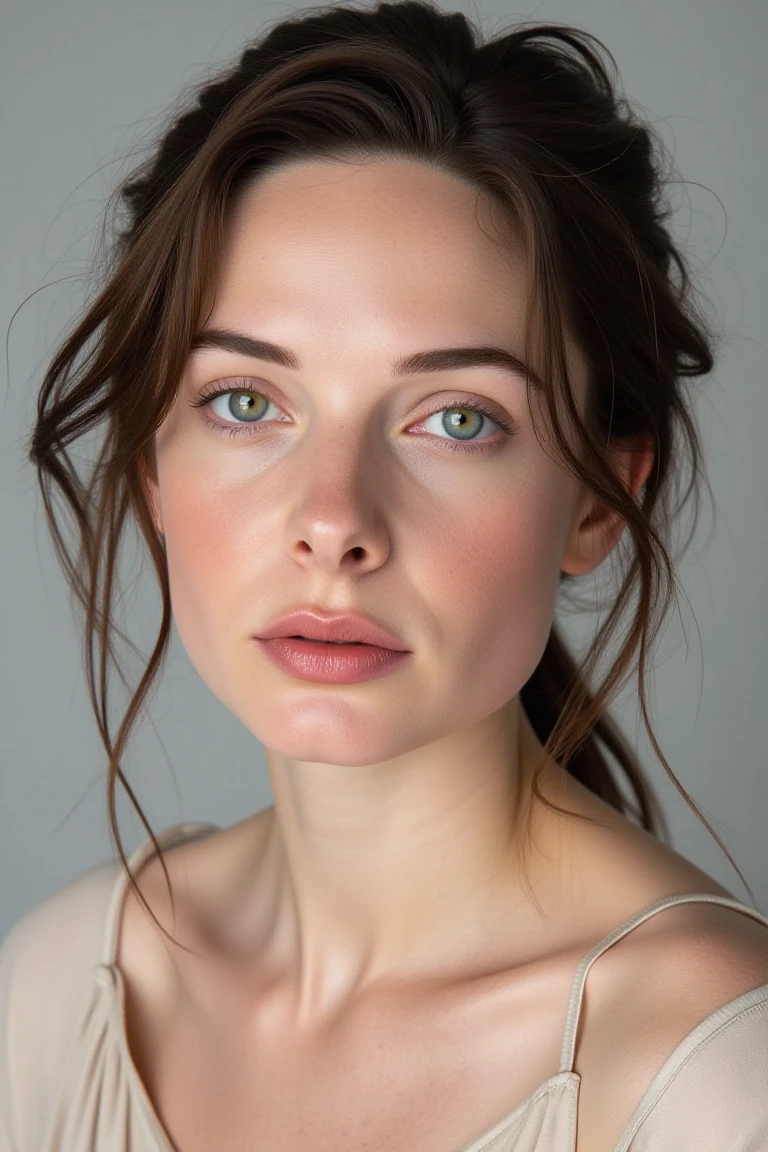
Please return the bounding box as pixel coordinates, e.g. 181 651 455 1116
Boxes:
190 383 517 453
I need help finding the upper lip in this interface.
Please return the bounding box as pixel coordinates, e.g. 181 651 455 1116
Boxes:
255 607 409 650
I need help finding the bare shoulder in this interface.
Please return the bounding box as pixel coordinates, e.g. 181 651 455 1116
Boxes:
574 882 768 1152
547 780 768 1150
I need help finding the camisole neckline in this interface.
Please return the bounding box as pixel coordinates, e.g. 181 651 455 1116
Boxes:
93 820 768 1152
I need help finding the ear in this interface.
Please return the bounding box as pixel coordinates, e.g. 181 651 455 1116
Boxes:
138 447 164 538
560 433 655 577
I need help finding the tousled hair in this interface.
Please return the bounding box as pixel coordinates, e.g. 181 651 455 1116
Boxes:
27 0 754 950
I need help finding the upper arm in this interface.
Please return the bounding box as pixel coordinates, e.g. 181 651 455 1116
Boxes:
0 922 24 1151
573 903 768 1152
0 861 120 1150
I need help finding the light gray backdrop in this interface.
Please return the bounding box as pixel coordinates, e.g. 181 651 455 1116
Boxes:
2 0 766 940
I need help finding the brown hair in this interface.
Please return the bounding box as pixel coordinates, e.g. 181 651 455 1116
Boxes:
27 0 755 948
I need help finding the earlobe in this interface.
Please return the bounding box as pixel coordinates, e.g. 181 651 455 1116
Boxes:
560 434 655 577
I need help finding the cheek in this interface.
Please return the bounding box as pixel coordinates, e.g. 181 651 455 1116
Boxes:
155 444 260 669
421 471 571 713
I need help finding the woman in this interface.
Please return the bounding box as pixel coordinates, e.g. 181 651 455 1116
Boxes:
1 2 767 1150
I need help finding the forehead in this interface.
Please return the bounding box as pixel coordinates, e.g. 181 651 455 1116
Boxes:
211 157 528 322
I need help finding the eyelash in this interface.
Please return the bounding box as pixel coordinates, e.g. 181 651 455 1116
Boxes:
189 380 517 455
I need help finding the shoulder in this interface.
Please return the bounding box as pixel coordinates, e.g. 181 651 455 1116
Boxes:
574 899 768 1152
0 856 123 1149
0 853 122 1007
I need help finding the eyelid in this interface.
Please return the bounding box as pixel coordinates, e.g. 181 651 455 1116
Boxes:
190 377 285 411
192 377 513 419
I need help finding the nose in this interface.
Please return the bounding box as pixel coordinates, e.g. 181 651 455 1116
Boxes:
284 443 392 575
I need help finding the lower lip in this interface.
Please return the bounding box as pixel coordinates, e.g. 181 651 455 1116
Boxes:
255 637 411 683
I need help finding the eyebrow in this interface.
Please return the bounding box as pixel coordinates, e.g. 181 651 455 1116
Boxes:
190 327 543 392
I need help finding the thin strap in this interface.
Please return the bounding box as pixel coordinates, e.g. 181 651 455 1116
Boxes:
100 821 220 966
559 892 768 1073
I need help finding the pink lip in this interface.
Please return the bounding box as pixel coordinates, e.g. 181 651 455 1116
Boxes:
254 636 411 684
255 607 409 650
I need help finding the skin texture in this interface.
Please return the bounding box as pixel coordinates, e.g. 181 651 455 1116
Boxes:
142 155 657 1025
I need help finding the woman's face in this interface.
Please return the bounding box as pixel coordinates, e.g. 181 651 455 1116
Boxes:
147 157 591 767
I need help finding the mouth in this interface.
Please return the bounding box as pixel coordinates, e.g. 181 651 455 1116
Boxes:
256 607 407 651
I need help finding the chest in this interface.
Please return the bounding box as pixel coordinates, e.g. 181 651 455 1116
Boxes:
122 962 576 1152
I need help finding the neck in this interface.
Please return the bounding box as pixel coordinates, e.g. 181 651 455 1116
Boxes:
252 701 573 1024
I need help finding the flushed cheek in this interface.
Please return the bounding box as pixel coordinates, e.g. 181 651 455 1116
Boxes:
157 458 275 681
421 486 569 719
